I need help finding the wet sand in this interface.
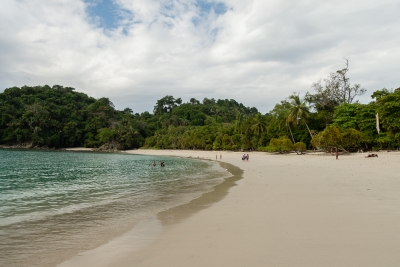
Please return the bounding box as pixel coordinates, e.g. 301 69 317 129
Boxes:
59 150 400 267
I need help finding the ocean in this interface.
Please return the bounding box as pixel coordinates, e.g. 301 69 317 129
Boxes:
0 149 231 267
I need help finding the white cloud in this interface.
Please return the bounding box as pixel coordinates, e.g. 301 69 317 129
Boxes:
1 0 400 113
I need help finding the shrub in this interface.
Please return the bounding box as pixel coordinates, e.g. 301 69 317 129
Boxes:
269 136 293 153
293 142 306 152
311 126 364 151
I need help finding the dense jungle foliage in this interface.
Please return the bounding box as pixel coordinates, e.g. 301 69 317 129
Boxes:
1 65 399 152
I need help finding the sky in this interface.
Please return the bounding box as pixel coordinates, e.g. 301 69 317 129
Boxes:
1 0 400 114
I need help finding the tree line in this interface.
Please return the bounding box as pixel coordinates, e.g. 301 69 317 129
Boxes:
1 63 399 152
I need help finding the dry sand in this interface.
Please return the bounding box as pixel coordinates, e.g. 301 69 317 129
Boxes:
58 150 400 267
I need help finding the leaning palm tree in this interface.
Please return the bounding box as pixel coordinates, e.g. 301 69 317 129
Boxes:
287 94 313 138
286 118 296 144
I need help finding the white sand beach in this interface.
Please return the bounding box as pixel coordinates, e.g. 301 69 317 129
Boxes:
59 150 400 267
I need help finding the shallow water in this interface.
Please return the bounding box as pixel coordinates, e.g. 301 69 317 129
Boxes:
0 149 230 267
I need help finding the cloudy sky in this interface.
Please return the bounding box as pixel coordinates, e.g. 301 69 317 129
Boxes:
1 0 399 113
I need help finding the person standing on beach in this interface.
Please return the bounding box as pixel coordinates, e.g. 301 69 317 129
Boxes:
216 154 218 160
336 147 339 160
220 154 222 160
246 154 249 161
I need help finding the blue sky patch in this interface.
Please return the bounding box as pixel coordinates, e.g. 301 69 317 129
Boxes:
84 0 133 30
196 0 228 15
192 1 228 27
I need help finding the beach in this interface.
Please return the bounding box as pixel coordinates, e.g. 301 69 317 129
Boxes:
59 150 400 267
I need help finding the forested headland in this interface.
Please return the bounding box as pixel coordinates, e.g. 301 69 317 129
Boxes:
1 64 399 152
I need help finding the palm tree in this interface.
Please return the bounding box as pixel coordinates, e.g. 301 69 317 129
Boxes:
250 113 267 136
286 119 296 144
250 113 267 149
235 113 244 135
287 94 313 138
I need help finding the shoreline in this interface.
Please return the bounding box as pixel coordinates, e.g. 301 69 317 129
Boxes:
58 149 400 266
1 148 233 267
57 156 243 267
13 148 395 266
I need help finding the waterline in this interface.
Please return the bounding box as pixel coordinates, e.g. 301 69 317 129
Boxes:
0 149 230 267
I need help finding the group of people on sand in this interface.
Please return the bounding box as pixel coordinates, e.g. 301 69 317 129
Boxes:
242 154 249 161
365 153 378 158
149 161 165 167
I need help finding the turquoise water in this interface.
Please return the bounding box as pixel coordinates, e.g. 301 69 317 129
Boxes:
0 149 229 267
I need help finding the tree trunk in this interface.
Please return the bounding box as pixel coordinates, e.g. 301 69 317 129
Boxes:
304 122 313 138
288 124 295 144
